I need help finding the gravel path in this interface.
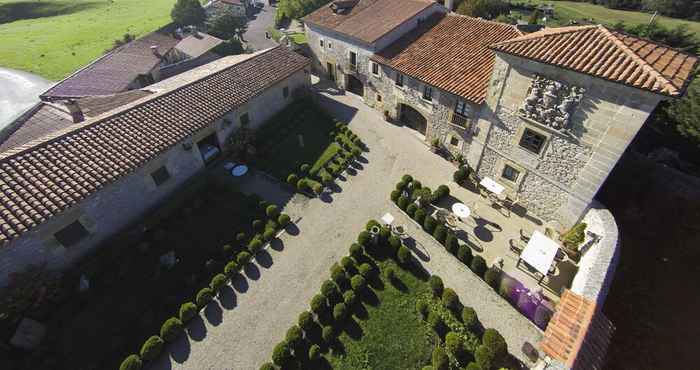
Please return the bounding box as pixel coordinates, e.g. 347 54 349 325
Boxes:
152 88 541 370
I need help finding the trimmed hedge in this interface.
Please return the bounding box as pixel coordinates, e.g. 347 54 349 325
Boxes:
298 311 314 331
266 204 279 218
445 331 465 359
322 325 335 342
310 294 326 314
224 260 240 277
160 317 183 342
432 346 449 370
358 263 373 278
179 302 198 323
470 255 487 277
457 245 473 265
196 287 214 308
416 300 429 319
333 302 348 321
272 341 292 366
340 256 355 271
475 345 495 370
357 231 371 246
433 225 447 244
278 213 291 227
390 190 401 202
260 363 275 370
349 243 363 259
397 245 411 265
442 288 460 311
484 267 502 290
285 325 303 350
413 208 427 224
309 344 322 361
483 328 508 359
237 251 252 265
461 306 479 331
445 233 459 255
119 354 143 370
210 273 227 292
343 290 357 306
350 275 366 291
429 275 444 297
397 196 409 210
406 203 418 217
423 216 437 234
287 173 299 185
139 335 164 362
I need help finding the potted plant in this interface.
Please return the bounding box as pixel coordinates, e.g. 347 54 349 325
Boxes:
383 110 391 122
430 138 440 153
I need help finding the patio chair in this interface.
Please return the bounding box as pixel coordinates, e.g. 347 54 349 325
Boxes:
554 248 566 262
509 238 525 255
519 228 531 242
501 194 520 217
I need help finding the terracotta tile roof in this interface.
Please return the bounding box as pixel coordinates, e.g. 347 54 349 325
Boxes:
302 0 435 44
76 90 154 118
40 32 180 100
540 290 615 370
174 32 224 59
491 25 699 97
371 14 522 104
0 103 75 153
0 46 309 246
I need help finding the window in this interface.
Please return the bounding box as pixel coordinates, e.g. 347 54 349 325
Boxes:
151 166 170 186
501 164 520 183
450 136 460 146
422 85 433 101
395 73 404 87
454 101 468 117
240 112 250 126
376 94 382 102
54 220 89 247
283 86 289 98
328 42 332 49
519 128 546 154
371 62 379 75
349 51 357 66
320 39 324 48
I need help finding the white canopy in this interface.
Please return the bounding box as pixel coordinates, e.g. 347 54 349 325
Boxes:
520 230 560 275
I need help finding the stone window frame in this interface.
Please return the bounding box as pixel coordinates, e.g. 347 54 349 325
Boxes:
422 85 433 102
513 122 551 158
449 135 461 148
319 39 324 48
454 100 468 117
371 62 380 76
349 50 357 67
328 41 333 49
395 72 404 88
496 158 526 190
151 165 171 187
240 112 250 126
376 93 382 102
54 219 90 247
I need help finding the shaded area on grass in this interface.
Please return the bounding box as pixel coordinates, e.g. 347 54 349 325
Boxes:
0 1 103 24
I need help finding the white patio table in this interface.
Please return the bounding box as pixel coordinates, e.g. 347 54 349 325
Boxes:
518 230 560 284
480 176 505 195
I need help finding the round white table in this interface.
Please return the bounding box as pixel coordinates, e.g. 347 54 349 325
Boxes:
451 203 471 219
231 165 248 177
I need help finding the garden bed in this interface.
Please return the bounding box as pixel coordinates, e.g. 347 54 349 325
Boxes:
0 175 290 370
260 220 517 370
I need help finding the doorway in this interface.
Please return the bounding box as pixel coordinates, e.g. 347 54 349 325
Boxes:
399 104 427 135
346 74 364 97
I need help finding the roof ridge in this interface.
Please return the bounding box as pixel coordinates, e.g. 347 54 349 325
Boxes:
596 25 675 92
0 47 281 162
491 24 598 47
446 13 523 35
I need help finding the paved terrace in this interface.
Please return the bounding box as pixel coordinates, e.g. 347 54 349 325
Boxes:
153 84 543 370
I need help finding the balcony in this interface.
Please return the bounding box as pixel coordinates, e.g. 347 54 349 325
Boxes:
450 112 469 127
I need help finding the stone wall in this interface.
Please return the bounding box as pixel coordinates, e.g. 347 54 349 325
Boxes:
0 69 311 286
473 53 664 226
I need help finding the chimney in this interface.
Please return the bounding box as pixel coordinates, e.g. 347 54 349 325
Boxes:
150 45 160 57
445 0 454 11
64 99 84 123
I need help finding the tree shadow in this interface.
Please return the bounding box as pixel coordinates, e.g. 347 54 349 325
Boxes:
320 192 334 203
255 249 273 269
329 182 343 193
403 237 431 262
284 223 300 237
343 316 364 340
353 302 369 320
389 276 408 292
0 1 103 24
218 285 237 310
244 263 261 280
268 238 285 251
345 167 357 176
204 301 223 326
232 274 249 293
351 161 363 170
169 332 191 363
357 155 369 163
187 315 207 342
329 338 346 356
367 274 385 291
337 174 347 182
360 288 380 307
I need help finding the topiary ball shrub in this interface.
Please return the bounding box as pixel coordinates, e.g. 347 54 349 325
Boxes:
453 168 467 184
470 255 487 277
475 345 495 370
406 203 418 217
435 184 450 200
139 335 164 362
498 275 519 304
457 244 473 265
461 306 479 332
465 362 480 370
350 275 366 291
411 180 422 190
298 311 314 332
416 300 429 319
210 274 228 293
222 243 235 258
322 325 335 343
252 219 264 232
357 231 371 246
413 208 427 224
312 182 323 195
237 251 252 265
278 213 291 227
396 181 407 191
349 243 364 259
365 219 381 231
432 346 449 370
252 235 267 250
321 280 338 299
388 235 402 255
429 275 444 297
308 344 322 362
260 363 275 370
286 325 303 351
272 341 292 366
300 163 311 174
343 290 357 306
378 226 391 244
442 288 460 311
224 260 240 277
433 225 447 244
427 311 447 336
287 173 299 185
160 317 183 342
333 302 348 322
384 267 396 282
397 196 409 210
397 245 412 265
310 294 326 314
297 179 308 192
484 267 502 290
358 263 373 278
423 216 437 234
196 287 214 308
445 332 465 359
119 354 142 370
402 174 413 183
179 302 198 323
236 232 247 243
444 233 458 255
390 190 401 203
340 256 355 271
482 328 508 359
331 265 347 284
266 204 279 218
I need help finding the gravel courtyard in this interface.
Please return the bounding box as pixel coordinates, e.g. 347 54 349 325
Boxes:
152 85 542 370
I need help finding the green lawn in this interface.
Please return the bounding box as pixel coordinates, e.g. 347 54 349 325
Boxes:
0 0 176 80
513 0 700 38
288 31 307 45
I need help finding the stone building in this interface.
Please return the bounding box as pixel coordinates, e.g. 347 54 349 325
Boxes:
303 1 698 226
0 46 310 286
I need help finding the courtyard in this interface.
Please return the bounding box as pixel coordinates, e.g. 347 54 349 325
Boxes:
150 84 549 369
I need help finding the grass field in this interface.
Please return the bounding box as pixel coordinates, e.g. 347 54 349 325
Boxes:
513 0 700 38
0 0 176 80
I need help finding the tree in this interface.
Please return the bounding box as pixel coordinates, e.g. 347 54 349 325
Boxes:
212 37 245 56
528 9 542 25
456 0 509 20
207 10 248 40
171 0 206 27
